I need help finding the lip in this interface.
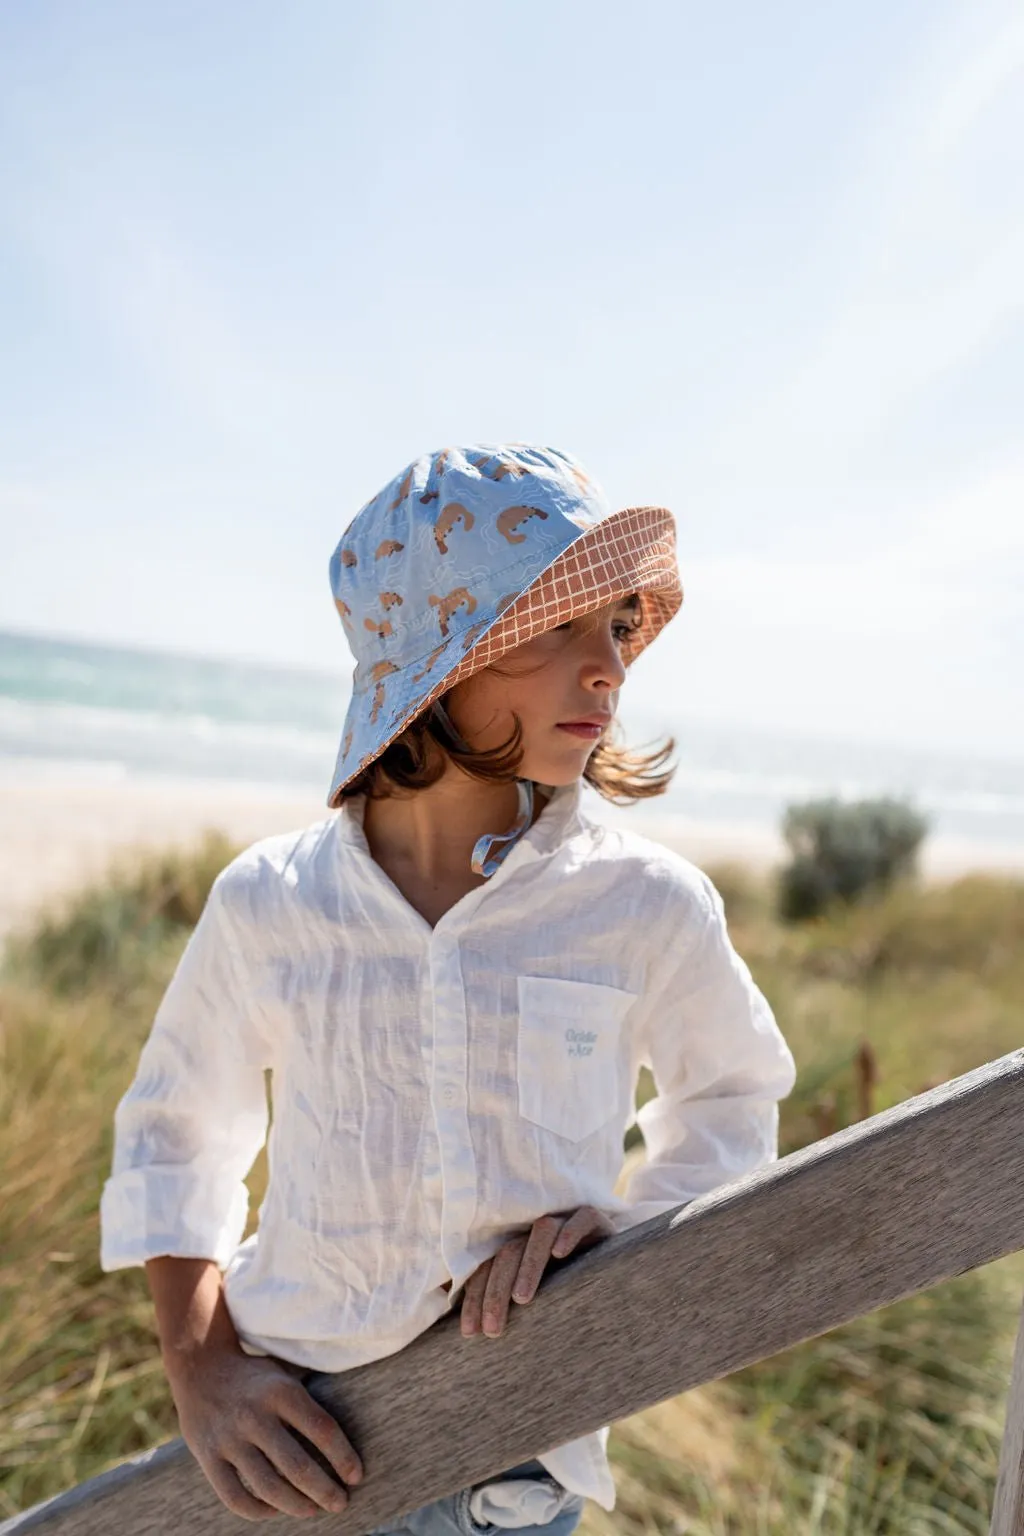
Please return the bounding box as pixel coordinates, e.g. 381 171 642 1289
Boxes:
556 715 612 739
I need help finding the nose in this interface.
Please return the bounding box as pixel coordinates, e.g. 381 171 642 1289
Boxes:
579 619 627 694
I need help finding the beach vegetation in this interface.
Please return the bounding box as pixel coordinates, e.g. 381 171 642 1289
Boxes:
1 840 1022 1531
777 796 931 921
3 832 233 999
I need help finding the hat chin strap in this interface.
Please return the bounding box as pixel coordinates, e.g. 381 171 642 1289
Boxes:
471 779 535 879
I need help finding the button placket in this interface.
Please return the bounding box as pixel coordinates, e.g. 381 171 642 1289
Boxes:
427 924 478 1274
414 960 446 1249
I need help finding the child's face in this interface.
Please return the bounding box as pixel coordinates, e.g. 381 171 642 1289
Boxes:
445 595 641 785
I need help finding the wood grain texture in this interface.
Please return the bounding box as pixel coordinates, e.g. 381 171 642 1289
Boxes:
990 1294 1024 1535
5 1048 1024 1536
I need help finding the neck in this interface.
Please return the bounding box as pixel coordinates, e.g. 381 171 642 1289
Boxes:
362 767 531 886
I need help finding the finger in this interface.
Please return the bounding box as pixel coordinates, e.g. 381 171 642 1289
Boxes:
255 1422 350 1516
276 1382 362 1497
233 1447 322 1518
207 1459 278 1522
460 1260 491 1336
511 1216 563 1305
552 1205 611 1258
481 1237 528 1338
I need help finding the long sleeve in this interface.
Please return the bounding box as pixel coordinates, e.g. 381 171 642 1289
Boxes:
99 868 273 1272
617 872 796 1231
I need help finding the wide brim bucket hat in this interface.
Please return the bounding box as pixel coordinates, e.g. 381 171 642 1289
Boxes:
326 443 682 806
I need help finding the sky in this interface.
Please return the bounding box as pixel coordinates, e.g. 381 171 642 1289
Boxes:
1 0 1022 757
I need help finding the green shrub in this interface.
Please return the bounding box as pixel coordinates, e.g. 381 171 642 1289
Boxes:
778 797 929 922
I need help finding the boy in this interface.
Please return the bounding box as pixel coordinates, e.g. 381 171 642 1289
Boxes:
100 444 795 1531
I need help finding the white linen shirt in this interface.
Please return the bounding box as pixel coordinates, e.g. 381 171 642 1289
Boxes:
99 780 796 1511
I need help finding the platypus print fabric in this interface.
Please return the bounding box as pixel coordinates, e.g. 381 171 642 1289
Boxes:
326 443 682 805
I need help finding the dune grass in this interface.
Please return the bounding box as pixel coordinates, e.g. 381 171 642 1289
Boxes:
1 840 1023 1530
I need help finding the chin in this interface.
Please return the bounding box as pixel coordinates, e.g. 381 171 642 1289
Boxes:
522 750 597 787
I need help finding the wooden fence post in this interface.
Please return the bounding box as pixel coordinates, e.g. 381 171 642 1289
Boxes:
990 1294 1024 1534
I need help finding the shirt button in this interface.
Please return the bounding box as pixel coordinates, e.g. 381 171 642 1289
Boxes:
441 1084 458 1106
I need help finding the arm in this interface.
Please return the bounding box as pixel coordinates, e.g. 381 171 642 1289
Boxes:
99 870 272 1272
618 872 796 1230
103 873 362 1518
145 1255 247 1381
145 1255 362 1521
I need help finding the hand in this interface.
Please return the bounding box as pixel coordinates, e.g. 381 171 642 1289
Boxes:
168 1345 363 1521
460 1206 615 1340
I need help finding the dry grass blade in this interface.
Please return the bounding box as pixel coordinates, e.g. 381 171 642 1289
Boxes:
3 845 1024 1532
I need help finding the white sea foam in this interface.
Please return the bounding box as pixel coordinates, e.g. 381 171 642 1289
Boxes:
0 695 336 760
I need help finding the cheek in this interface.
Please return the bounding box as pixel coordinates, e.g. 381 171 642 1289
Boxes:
448 655 557 737
490 657 562 722
446 672 518 737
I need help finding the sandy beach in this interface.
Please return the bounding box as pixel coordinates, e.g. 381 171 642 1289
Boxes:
2 775 1022 940
0 779 327 938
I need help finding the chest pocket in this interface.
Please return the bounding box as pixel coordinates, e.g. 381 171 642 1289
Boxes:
516 976 637 1142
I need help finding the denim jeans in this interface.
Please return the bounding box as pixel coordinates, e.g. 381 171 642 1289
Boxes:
363 1458 585 1536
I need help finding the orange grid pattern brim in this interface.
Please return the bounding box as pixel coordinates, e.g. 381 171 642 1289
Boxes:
442 504 680 680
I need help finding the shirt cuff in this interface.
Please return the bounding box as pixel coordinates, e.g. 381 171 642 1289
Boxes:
99 1168 250 1271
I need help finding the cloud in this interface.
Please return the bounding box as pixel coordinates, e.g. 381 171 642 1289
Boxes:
680 460 1024 639
925 7 1024 155
908 460 1024 565
707 4 1024 478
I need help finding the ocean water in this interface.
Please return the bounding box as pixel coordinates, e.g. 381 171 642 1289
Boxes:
1 627 1023 853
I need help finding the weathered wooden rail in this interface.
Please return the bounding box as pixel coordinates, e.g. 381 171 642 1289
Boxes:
5 1049 1024 1536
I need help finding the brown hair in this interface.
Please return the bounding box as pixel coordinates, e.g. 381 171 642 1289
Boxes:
340 702 676 807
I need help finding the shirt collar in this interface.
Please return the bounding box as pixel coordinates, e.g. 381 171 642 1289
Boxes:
335 778 584 873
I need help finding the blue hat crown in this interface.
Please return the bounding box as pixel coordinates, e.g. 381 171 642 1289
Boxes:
329 444 609 686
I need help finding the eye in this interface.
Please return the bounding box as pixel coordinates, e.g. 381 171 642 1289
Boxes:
612 619 638 644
